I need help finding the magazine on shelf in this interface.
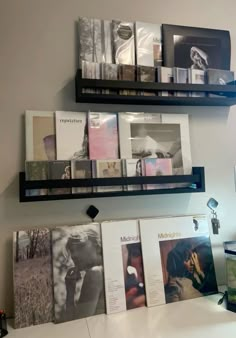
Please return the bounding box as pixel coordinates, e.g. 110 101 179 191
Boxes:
55 111 88 160
135 21 162 67
25 110 56 161
122 159 143 191
13 228 53 328
52 223 105 323
88 112 119 160
112 21 135 65
92 159 122 192
140 215 218 307
71 160 92 194
188 69 206 97
173 67 189 97
142 158 173 190
48 160 71 195
158 67 174 96
25 161 49 196
101 219 146 314
118 113 192 175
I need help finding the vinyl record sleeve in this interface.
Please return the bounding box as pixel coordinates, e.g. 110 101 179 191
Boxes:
25 161 49 196
71 160 92 194
93 159 122 192
112 21 135 65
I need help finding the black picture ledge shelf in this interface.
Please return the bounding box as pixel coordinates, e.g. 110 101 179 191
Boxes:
75 69 236 106
19 167 205 203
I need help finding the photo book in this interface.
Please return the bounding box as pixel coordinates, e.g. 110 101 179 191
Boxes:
55 111 88 160
101 220 146 314
92 159 122 192
112 21 135 65
142 158 173 190
122 159 143 191
52 223 105 323
88 112 119 160
140 215 218 307
48 160 71 195
13 228 53 328
25 161 49 196
25 110 56 161
71 160 92 194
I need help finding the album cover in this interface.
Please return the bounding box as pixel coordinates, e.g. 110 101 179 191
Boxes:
101 63 118 94
25 111 56 161
52 223 105 323
137 66 156 96
101 219 146 314
118 64 136 95
142 158 173 190
25 161 48 196
122 159 143 191
71 160 92 194
162 24 231 70
13 228 53 328
112 21 135 65
88 112 119 160
56 111 88 160
135 21 162 67
48 160 71 195
207 69 234 97
188 69 206 97
81 61 101 93
140 215 218 307
173 67 189 97
158 67 174 96
93 159 122 192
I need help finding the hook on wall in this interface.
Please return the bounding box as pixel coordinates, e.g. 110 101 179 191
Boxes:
86 205 99 222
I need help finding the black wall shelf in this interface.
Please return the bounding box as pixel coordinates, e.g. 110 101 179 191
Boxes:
19 167 205 203
75 69 236 106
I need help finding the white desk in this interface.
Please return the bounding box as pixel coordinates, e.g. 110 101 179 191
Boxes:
8 293 236 338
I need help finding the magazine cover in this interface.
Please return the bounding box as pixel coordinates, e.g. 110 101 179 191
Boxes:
13 228 53 328
188 69 206 97
140 215 218 307
142 158 173 190
135 22 162 67
88 112 119 160
93 159 122 192
122 159 143 191
52 223 105 323
25 161 48 196
158 67 174 96
112 21 135 65
101 220 146 314
25 110 56 161
48 160 71 195
56 111 88 160
71 160 92 194
173 67 189 97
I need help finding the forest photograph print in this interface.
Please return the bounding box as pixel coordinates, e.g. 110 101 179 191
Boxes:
13 229 53 329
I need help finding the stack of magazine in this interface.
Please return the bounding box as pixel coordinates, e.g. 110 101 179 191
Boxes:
13 215 218 328
24 110 192 196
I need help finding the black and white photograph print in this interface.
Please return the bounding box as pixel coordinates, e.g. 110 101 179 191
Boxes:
130 123 183 172
162 24 231 70
52 224 105 323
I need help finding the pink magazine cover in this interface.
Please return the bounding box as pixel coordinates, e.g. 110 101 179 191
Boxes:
144 158 173 190
88 112 119 159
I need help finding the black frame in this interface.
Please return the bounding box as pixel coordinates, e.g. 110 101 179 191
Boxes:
19 167 205 202
162 24 231 69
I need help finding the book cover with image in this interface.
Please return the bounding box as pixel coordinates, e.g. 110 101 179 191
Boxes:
93 160 122 192
140 215 218 308
101 219 146 314
142 158 173 190
48 160 71 195
25 161 49 196
122 159 143 191
173 67 188 97
112 21 135 65
56 111 88 160
88 112 119 160
25 111 56 161
71 160 92 194
52 223 105 323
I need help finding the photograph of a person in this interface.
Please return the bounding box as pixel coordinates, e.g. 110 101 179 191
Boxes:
130 123 183 173
159 236 218 304
52 224 105 323
96 160 122 192
121 242 146 309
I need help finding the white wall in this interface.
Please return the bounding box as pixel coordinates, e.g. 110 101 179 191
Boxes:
1 0 236 314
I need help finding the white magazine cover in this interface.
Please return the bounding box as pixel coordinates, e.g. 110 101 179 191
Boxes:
25 110 56 161
101 219 146 314
140 215 218 308
56 111 88 160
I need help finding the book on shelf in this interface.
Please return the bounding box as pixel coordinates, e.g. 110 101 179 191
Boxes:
122 159 143 191
55 111 88 160
52 223 105 323
112 21 135 65
140 215 218 307
158 67 174 96
88 112 119 160
25 110 56 161
48 160 71 195
207 69 234 97
25 161 49 196
101 219 146 314
71 160 92 194
92 159 122 193
188 69 206 97
173 67 189 97
137 65 156 96
142 158 173 190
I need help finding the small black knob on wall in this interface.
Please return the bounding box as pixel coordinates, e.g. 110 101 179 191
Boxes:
86 205 99 221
